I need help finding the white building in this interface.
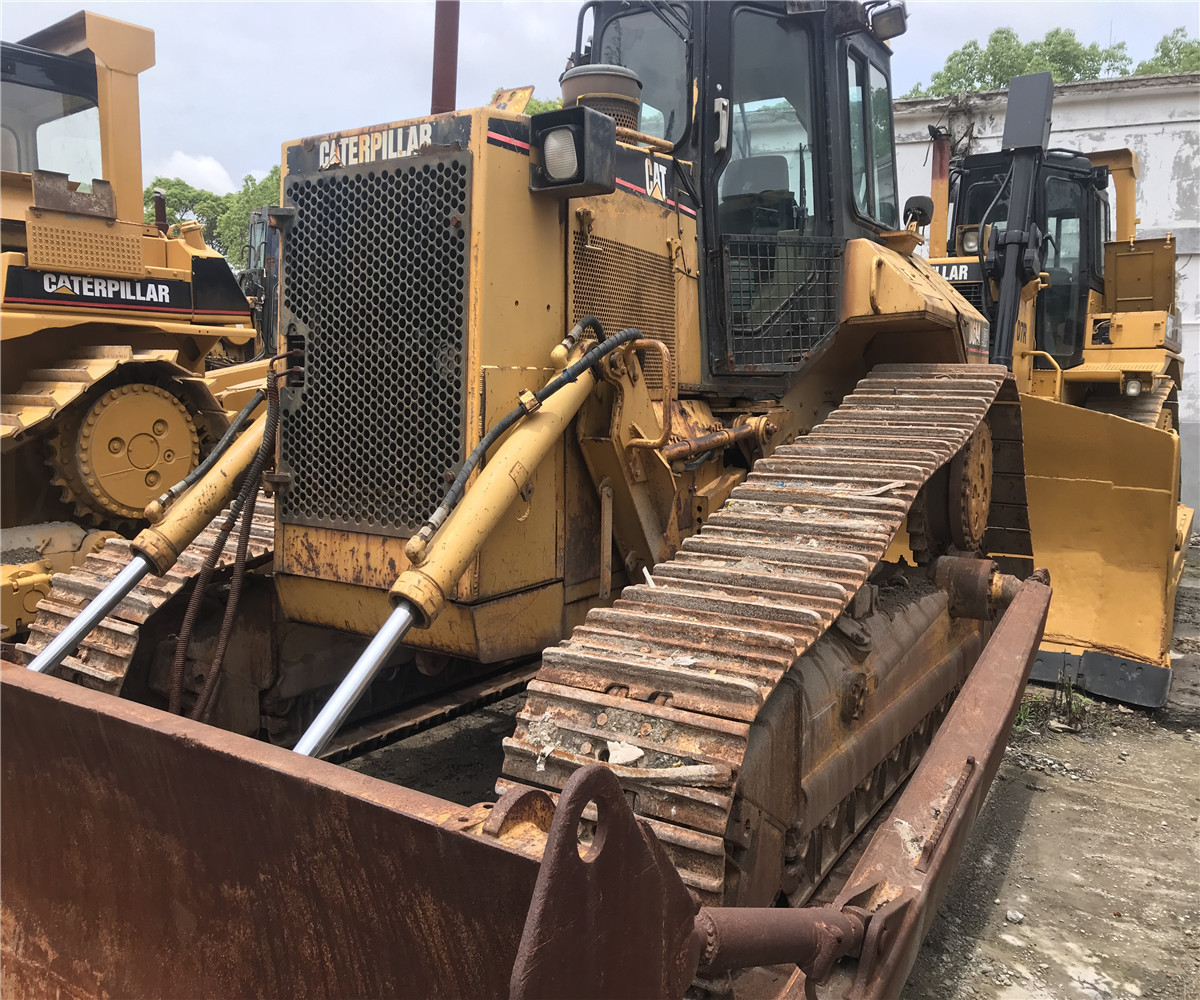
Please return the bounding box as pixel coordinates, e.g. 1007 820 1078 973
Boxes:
893 73 1200 510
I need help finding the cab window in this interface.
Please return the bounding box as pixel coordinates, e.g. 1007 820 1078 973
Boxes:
596 8 690 142
845 52 897 228
1 79 101 187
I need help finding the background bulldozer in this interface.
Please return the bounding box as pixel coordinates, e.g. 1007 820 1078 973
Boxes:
927 74 1191 707
8 2 1054 996
0 11 263 637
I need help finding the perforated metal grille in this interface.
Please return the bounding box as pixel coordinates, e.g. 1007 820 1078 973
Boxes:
27 221 143 277
279 156 470 536
578 97 640 131
721 235 844 372
571 231 675 391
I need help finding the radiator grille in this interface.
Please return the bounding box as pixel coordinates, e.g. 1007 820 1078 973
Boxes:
721 235 843 372
952 279 987 316
279 155 470 536
571 231 675 391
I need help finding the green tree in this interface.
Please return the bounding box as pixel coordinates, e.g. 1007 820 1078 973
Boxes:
143 165 280 270
215 166 281 270
1134 27 1200 74
525 96 563 114
903 26 1131 98
143 176 228 250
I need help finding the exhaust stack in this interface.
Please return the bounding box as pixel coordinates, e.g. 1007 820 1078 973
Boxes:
430 0 459 115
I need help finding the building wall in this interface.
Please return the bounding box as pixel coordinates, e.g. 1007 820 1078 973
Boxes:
893 74 1200 511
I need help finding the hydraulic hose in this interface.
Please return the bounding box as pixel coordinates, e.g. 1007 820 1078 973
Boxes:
147 389 265 522
191 369 285 720
409 320 634 553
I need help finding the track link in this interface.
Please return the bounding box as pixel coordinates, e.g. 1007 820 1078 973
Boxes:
1085 379 1175 428
500 364 1030 904
16 496 275 692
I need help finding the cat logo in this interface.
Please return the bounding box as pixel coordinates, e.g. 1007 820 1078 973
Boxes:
644 158 668 200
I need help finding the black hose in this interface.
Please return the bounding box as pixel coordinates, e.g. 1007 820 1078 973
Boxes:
976 161 1014 296
422 323 638 537
159 389 265 509
191 369 284 720
167 493 245 714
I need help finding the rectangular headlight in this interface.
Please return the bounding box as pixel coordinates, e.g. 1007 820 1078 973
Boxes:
529 105 616 199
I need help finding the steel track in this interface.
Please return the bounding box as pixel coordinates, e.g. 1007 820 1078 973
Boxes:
16 496 275 692
500 363 1031 905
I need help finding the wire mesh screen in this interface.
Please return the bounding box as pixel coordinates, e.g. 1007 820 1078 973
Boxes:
720 235 844 372
278 154 470 537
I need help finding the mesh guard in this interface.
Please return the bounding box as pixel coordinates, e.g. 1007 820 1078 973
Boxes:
278 153 471 537
720 235 844 373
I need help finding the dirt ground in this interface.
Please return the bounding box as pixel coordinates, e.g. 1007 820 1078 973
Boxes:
348 541 1200 998
907 542 1200 1000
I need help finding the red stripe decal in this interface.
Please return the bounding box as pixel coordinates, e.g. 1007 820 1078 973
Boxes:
487 130 530 151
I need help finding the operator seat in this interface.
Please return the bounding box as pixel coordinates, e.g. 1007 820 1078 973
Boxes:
719 154 798 236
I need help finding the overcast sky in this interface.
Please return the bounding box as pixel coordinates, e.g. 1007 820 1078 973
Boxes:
3 1 1197 194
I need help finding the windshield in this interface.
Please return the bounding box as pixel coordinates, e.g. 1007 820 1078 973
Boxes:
595 8 689 141
1 80 102 186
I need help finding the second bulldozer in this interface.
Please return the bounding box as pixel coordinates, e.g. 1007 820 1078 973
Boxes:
1 11 261 636
928 73 1191 706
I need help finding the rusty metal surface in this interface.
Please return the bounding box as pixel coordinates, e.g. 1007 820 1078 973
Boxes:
0 663 541 1000
695 905 865 979
430 0 460 114
16 495 274 691
832 572 1052 1000
503 365 1030 904
510 765 698 1000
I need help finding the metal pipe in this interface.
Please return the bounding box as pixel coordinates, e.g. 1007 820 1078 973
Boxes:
694 905 865 976
27 556 152 674
599 479 613 600
430 0 459 115
292 602 417 757
929 126 951 257
661 423 757 463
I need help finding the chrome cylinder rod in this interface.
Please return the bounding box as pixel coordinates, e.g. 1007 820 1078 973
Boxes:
292 601 417 757
27 555 153 674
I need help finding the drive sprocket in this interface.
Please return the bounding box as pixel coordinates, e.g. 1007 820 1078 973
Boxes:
48 382 201 526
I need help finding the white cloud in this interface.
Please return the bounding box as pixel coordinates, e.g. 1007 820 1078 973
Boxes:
145 151 236 195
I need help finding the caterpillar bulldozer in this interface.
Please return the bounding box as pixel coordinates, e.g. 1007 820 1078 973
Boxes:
0 11 263 638
927 73 1191 707
4 3 1056 996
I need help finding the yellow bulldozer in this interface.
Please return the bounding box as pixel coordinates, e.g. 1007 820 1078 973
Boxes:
5 3 1057 996
927 73 1191 707
0 11 263 637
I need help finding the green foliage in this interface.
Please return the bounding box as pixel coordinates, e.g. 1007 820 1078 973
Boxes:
216 167 281 270
1134 26 1200 74
142 166 281 270
525 96 563 115
143 175 227 249
904 25 1133 98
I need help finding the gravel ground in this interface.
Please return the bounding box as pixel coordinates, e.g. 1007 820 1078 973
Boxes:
907 539 1200 999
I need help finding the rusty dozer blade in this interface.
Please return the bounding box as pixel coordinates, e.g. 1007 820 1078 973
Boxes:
0 572 1049 999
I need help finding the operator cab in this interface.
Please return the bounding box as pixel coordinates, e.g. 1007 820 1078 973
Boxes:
0 41 102 186
573 1 907 384
952 149 1111 369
